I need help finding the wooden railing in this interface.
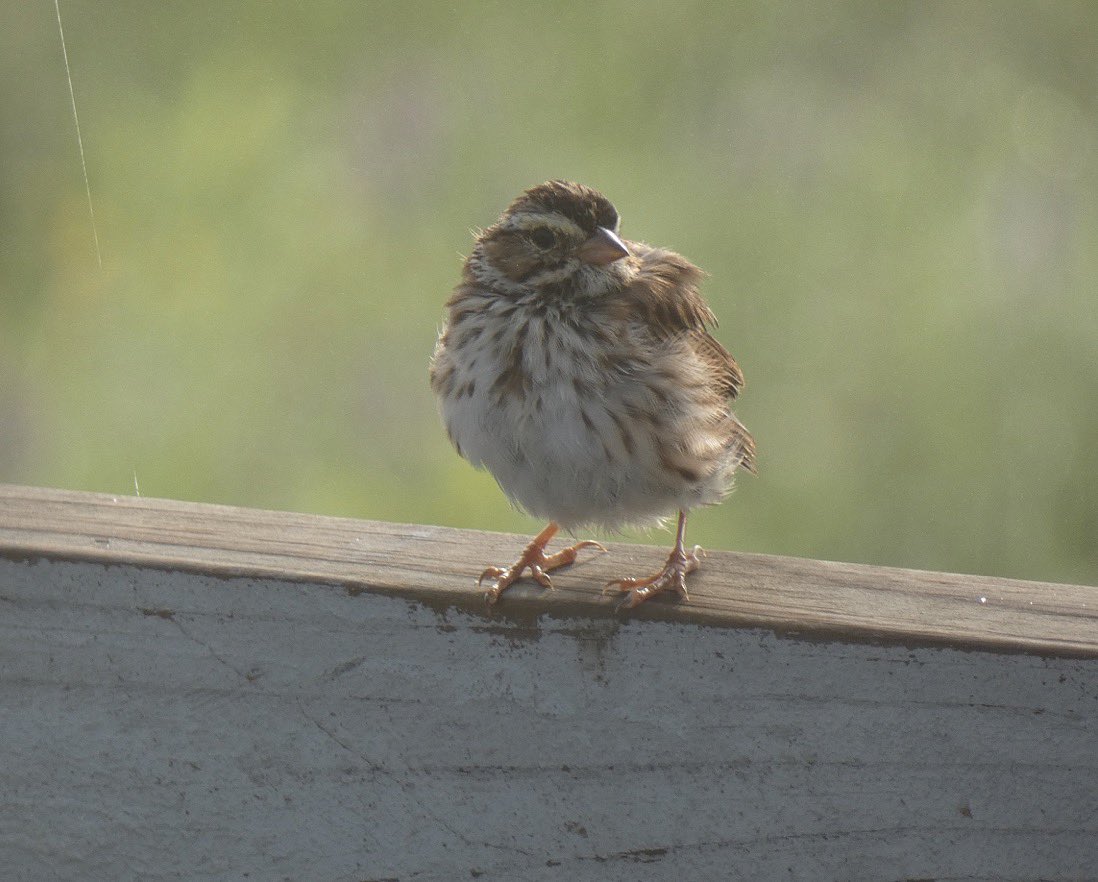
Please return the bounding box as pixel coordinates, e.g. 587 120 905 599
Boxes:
1 484 1095 880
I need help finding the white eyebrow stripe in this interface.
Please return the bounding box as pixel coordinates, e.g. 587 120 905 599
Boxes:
499 212 584 237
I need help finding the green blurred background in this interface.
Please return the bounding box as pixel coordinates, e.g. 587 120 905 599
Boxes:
2 2 1096 585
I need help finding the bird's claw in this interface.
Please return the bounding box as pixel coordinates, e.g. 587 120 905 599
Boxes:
477 566 508 588
478 537 606 605
569 540 608 557
603 544 703 609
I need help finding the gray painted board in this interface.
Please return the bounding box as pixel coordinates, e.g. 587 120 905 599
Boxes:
2 555 1096 881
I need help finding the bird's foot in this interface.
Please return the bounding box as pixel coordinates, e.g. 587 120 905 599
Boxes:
479 537 607 605
603 545 704 609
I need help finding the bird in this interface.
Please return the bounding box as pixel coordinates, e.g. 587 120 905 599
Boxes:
429 180 756 608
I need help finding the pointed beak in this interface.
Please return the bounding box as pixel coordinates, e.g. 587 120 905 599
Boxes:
577 226 629 265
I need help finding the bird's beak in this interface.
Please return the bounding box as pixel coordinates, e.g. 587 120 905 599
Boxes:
577 226 629 265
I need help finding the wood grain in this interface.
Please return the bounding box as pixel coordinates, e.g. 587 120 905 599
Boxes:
1 483 1095 656
2 484 1096 879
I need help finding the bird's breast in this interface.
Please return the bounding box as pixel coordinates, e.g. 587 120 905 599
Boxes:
440 301 625 458
435 298 737 528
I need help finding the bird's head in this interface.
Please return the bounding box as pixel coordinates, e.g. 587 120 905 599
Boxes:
468 180 633 297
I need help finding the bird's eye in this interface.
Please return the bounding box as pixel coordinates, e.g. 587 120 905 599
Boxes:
529 228 556 249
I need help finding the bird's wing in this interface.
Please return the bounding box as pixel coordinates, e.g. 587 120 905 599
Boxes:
689 328 746 402
614 243 715 335
616 243 744 400
691 327 757 473
613 242 757 474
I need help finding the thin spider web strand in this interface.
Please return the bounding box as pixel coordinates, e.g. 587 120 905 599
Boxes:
54 0 102 267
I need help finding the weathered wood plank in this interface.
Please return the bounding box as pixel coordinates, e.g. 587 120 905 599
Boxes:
1 485 1096 879
1 557 1095 880
0 484 1095 656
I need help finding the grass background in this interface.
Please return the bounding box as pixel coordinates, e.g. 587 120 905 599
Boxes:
2 1 1096 585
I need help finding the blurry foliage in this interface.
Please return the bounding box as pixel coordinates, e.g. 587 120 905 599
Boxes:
1 1 1096 584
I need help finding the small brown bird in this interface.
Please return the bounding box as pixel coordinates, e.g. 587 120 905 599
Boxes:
430 181 755 608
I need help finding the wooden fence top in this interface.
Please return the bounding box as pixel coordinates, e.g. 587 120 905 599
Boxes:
1 483 1095 657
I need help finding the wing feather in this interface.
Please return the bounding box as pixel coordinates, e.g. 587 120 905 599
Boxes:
608 242 757 474
613 243 747 402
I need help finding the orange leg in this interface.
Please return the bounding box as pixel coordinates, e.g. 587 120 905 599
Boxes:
603 510 702 609
479 521 607 605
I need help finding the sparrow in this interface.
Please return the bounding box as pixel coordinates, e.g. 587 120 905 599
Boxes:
429 181 756 608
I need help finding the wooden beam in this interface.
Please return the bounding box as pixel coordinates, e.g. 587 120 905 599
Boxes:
2 484 1096 879
1 483 1095 656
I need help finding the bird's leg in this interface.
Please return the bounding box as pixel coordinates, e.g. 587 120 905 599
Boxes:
603 510 702 609
479 521 607 605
